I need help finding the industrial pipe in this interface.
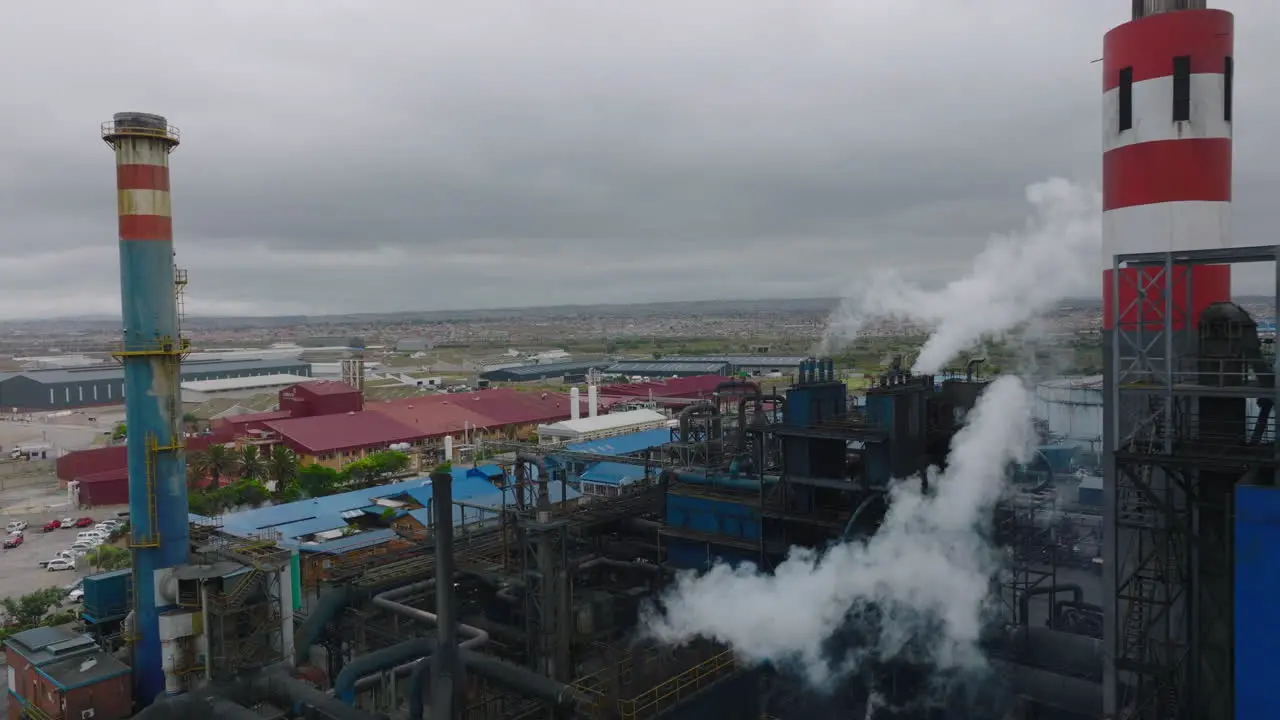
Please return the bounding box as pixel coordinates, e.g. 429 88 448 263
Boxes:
371 580 489 650
991 660 1102 718
460 649 584 708
252 666 390 720
1017 584 1084 628
515 452 552 509
334 638 436 703
1001 626 1104 683
131 689 258 720
294 585 355 665
677 402 719 444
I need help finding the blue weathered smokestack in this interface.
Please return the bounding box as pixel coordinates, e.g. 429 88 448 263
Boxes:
102 112 189 706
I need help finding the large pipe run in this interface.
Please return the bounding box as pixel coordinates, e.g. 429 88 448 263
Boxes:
253 667 390 720
104 112 189 706
1018 584 1084 628
372 580 489 650
294 585 355 666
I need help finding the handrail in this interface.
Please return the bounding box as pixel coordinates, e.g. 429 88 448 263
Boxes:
618 649 737 720
101 121 180 145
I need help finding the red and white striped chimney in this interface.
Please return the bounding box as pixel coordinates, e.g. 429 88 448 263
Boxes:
1102 7 1234 332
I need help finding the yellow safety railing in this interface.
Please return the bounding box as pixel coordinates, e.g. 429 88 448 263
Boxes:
112 335 191 359
617 649 737 720
130 433 181 548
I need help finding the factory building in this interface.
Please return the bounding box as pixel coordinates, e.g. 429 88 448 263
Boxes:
369 387 587 442
597 374 728 407
3 626 132 720
478 359 611 382
207 470 581 591
605 360 730 378
263 411 426 469
536 408 669 444
278 379 363 416
180 373 315 403
659 354 807 375
0 357 311 411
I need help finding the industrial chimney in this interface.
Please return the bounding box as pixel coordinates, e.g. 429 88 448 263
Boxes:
587 385 598 418
102 112 188 706
569 387 581 420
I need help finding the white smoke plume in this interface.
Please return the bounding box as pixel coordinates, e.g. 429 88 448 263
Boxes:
642 375 1035 687
820 178 1101 374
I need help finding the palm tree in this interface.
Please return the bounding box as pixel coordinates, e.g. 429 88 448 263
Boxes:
238 445 264 481
267 446 299 489
190 444 236 489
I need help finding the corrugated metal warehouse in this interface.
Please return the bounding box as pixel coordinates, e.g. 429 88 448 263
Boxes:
606 361 730 378
660 355 807 374
479 360 612 382
0 357 312 411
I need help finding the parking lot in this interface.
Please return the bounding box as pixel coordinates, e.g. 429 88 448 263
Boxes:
2 516 111 601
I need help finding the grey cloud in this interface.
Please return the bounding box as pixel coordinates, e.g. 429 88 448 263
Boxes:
0 0 1277 317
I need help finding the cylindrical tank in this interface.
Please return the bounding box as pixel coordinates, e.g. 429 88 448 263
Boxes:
569 387 581 420
1034 377 1103 446
587 385 599 418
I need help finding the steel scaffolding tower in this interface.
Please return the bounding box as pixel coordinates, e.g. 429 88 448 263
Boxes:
1104 246 1280 720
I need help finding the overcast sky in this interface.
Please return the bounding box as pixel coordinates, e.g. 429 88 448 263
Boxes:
2 1 1278 318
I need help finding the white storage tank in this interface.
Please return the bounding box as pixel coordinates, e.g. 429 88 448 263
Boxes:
1035 376 1103 447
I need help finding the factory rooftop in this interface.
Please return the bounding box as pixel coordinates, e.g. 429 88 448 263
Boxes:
607 361 730 376
538 408 669 441
369 387 585 437
564 427 672 456
204 468 581 551
599 374 727 399
181 373 314 393
264 411 423 456
0 357 311 385
660 354 806 370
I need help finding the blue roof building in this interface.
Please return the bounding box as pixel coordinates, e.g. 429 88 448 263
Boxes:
196 467 581 554
564 427 672 456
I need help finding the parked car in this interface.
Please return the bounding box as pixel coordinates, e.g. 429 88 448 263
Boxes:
4 533 23 549
42 520 61 533
73 517 95 528
66 587 84 603
58 518 75 528
69 540 99 552
40 550 75 567
6 520 27 533
46 558 75 572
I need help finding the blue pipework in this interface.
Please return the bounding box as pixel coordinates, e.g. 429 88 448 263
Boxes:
105 113 188 707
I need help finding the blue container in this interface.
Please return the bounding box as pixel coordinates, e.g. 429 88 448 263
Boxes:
1235 485 1280 720
82 568 131 622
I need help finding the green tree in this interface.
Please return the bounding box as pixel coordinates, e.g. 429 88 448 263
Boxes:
227 478 271 508
297 464 342 498
267 446 300 489
343 450 411 488
84 545 131 571
111 423 127 440
1 588 64 628
191 444 236 489
237 445 264 481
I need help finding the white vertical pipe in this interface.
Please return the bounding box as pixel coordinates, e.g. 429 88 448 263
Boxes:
588 385 598 418
569 387 581 420
443 435 454 462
